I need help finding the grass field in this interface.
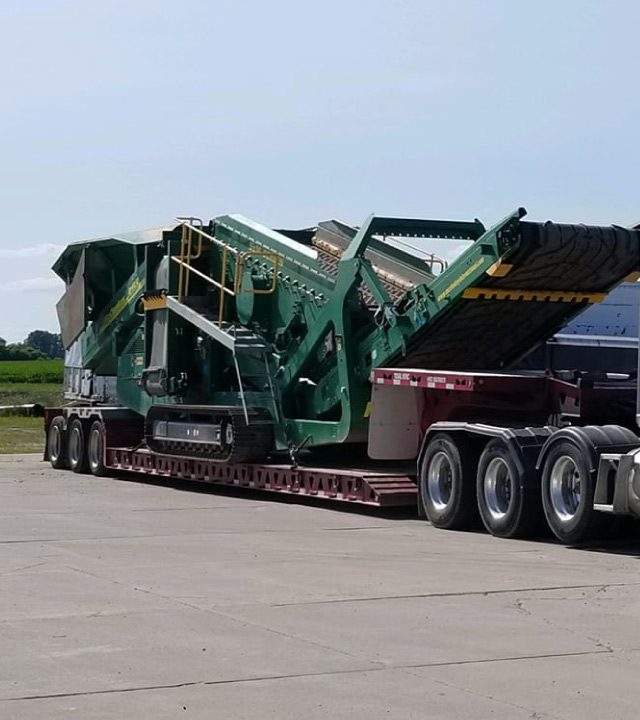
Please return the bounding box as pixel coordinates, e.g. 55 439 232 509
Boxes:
0 359 63 383
0 360 63 453
0 417 44 454
0 382 63 408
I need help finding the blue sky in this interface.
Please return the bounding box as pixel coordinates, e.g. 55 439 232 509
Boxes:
1 0 639 341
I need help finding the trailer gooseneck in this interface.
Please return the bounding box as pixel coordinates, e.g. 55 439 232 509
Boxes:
45 207 640 543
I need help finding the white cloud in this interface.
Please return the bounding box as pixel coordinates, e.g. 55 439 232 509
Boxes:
2 277 63 293
0 243 63 258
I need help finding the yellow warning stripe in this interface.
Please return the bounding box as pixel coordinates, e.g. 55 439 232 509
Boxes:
485 260 513 277
462 288 605 303
99 277 145 332
142 294 168 311
436 258 486 302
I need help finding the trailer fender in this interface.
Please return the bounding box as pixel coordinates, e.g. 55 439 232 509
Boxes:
418 422 552 489
535 425 639 475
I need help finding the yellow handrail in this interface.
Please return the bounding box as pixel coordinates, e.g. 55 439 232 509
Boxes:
218 245 228 325
173 220 281 324
177 224 206 301
171 257 234 295
177 224 186 301
184 225 193 297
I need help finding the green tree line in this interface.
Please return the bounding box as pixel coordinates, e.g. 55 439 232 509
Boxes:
0 331 64 361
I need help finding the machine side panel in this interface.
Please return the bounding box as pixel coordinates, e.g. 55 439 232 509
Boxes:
56 250 86 349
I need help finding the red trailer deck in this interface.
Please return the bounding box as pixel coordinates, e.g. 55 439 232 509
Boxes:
44 406 418 508
45 366 639 541
106 446 417 507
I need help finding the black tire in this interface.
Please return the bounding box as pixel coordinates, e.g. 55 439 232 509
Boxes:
419 433 477 530
87 420 108 476
476 439 540 539
47 416 67 469
67 418 89 474
540 440 604 544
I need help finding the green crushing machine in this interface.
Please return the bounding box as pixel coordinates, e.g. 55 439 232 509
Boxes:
52 208 640 465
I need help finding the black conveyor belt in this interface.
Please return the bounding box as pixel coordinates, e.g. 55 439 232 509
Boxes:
394 221 640 370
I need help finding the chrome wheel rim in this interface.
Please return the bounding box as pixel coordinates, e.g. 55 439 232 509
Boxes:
550 456 581 522
484 457 513 520
69 427 81 465
428 451 453 510
49 424 62 461
88 427 101 471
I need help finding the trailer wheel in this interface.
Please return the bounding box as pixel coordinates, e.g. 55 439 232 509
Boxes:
419 433 477 530
87 420 107 476
67 418 89 474
47 416 67 469
540 440 601 544
476 440 539 539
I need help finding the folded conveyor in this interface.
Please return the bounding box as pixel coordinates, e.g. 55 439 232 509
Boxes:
394 219 640 370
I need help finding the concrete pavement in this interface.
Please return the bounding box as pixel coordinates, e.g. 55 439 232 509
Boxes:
1 453 640 719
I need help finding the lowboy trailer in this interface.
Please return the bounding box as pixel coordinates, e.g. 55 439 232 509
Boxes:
44 207 640 543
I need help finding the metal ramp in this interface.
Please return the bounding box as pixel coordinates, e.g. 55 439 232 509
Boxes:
166 296 267 353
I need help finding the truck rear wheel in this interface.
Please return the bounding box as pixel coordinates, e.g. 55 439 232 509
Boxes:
541 441 600 544
47 416 67 469
476 440 539 539
87 420 107 476
68 418 89 474
419 433 477 530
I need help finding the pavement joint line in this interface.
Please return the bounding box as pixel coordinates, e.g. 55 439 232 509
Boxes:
0 536 213 545
0 649 613 704
420 672 563 720
0 607 182 624
0 561 46 576
62 565 378 666
511 595 617 654
0 525 405 545
272 580 640 606
400 647 612 669
319 525 408 531
0 506 271 516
